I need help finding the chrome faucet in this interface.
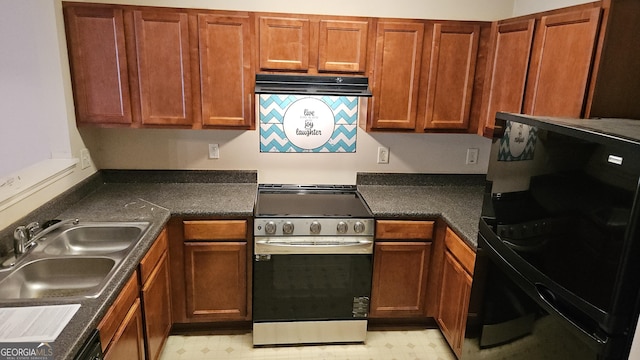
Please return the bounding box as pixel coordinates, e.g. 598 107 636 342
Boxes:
13 218 79 256
13 226 28 255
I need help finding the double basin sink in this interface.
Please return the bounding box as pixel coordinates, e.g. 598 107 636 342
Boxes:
0 221 150 301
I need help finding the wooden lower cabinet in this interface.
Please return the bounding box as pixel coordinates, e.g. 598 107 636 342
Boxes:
99 271 145 360
98 228 172 360
370 241 432 317
436 228 476 358
184 241 247 319
437 251 472 357
370 220 434 318
177 219 250 322
104 299 146 360
140 228 172 360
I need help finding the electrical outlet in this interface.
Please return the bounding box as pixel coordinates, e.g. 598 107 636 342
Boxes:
466 148 479 165
377 146 389 164
80 148 91 169
208 144 220 159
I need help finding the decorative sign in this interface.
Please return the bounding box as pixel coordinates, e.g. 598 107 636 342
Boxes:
260 95 358 153
498 121 537 161
283 98 335 150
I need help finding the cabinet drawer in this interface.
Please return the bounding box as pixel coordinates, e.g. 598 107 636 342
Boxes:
375 220 434 240
183 220 247 241
98 271 139 352
444 227 475 275
139 228 167 284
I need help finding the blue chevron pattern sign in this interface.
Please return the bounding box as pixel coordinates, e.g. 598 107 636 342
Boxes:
259 95 358 152
498 121 537 161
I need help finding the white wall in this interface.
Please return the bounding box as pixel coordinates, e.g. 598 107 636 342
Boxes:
0 0 97 229
63 0 515 20
512 0 593 16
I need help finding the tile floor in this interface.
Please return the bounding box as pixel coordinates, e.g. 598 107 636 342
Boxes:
160 329 456 360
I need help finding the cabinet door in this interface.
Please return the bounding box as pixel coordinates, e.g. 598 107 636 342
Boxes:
370 241 431 318
370 21 424 130
104 299 145 360
184 242 247 320
64 5 132 125
437 251 472 357
422 23 480 130
259 16 310 71
318 20 369 73
524 7 601 117
479 19 535 137
199 14 253 128
133 9 192 126
98 271 140 353
141 252 172 360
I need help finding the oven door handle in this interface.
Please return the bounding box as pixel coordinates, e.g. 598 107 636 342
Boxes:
254 238 374 255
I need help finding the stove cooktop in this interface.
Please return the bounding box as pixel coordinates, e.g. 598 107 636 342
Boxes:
255 184 372 218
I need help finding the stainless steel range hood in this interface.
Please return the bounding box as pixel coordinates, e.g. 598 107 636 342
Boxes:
255 74 372 97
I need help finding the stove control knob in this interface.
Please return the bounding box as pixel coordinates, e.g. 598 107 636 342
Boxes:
265 221 277 235
310 221 322 234
353 221 365 234
337 221 348 234
282 221 295 235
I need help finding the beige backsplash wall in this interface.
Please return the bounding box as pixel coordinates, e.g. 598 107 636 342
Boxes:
80 126 491 184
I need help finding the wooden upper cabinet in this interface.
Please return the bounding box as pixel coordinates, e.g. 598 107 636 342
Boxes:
524 7 601 117
318 20 369 73
257 15 369 74
478 19 535 137
422 22 480 130
198 14 254 128
64 5 132 125
133 9 192 126
369 21 425 130
259 16 310 71
587 0 640 119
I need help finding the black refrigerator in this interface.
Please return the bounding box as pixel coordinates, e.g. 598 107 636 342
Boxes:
461 113 640 359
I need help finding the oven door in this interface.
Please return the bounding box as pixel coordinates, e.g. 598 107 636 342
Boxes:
252 239 373 345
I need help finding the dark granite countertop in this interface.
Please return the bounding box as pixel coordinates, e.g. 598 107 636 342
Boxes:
0 170 257 360
357 173 485 249
0 170 485 359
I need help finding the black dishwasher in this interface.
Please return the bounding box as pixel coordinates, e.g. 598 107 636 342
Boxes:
73 329 103 360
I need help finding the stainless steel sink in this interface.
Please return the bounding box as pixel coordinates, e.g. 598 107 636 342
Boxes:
41 222 148 256
0 257 116 299
0 221 151 301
